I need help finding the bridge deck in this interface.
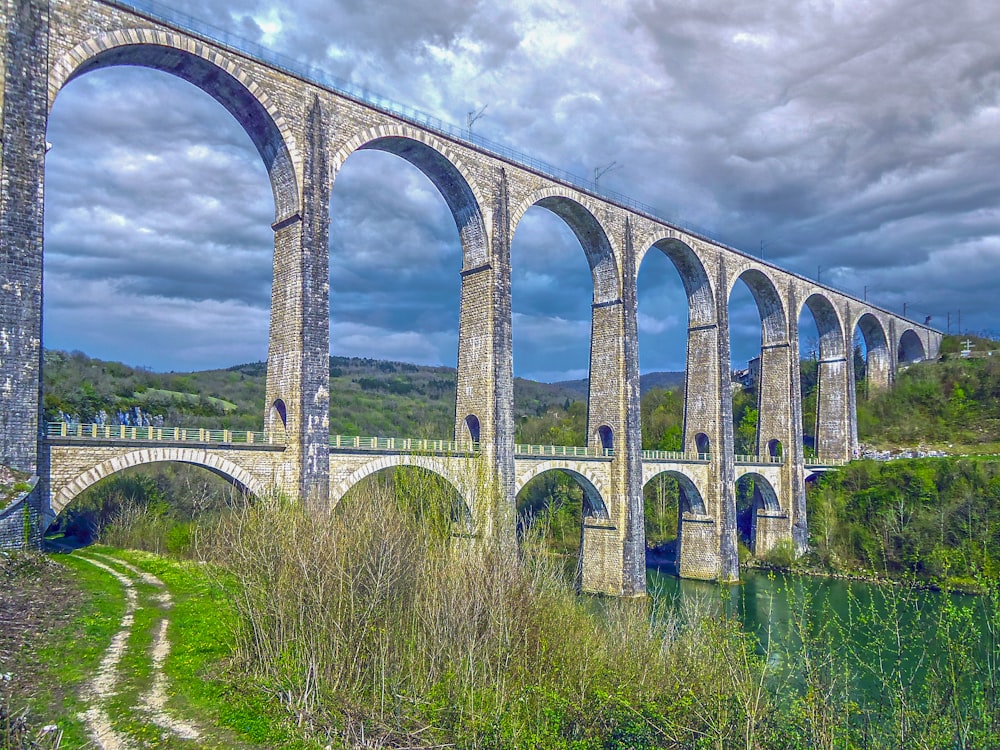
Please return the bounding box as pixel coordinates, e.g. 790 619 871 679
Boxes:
44 423 845 467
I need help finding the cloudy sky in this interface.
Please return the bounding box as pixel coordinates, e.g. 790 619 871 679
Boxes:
43 0 1000 381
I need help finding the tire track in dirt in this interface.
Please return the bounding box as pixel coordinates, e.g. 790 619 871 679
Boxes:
75 555 137 750
91 553 201 741
77 552 202 748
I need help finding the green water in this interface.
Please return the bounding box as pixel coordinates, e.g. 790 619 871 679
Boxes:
646 566 999 704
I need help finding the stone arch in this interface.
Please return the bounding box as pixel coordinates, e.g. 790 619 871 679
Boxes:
329 455 473 522
642 469 707 515
735 470 784 555
735 471 780 512
729 268 787 345
854 311 891 388
514 461 610 519
51 448 264 517
331 126 489 268
510 189 620 304
49 30 299 221
801 293 846 359
898 328 926 363
637 235 715 327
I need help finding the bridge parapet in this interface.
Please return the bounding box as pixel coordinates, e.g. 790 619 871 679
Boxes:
46 422 279 446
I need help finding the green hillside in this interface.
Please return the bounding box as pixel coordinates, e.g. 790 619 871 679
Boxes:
41 350 583 440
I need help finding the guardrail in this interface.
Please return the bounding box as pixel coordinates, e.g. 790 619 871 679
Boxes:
329 435 477 453
515 444 612 458
45 422 277 444
641 450 708 462
804 457 848 468
734 454 785 465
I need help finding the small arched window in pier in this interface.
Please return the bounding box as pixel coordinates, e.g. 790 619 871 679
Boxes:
695 432 711 457
598 425 614 455
464 414 481 444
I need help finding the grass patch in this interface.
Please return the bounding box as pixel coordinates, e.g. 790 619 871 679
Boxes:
0 551 126 747
104 547 325 748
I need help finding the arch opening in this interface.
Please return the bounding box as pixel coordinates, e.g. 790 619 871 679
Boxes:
351 135 488 269
729 271 783 457
695 432 711 456
268 399 288 443
516 468 610 580
328 145 468 441
58 42 298 220
798 294 848 460
597 425 614 454
767 439 783 458
338 465 473 539
45 65 276 376
47 461 249 546
464 414 481 444
643 469 707 576
855 313 890 397
637 237 713 455
898 329 926 364
735 472 781 553
510 202 604 447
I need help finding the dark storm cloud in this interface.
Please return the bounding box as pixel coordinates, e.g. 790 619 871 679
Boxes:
41 0 1000 377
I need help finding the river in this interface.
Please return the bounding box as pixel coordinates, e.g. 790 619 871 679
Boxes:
646 566 999 707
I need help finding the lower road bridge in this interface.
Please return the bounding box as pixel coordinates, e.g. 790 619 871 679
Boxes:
18 423 844 595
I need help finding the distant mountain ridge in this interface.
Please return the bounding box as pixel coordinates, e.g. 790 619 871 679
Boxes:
42 350 607 438
554 371 685 397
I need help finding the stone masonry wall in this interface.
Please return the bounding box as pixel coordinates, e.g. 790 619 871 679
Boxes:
0 0 944 583
0 0 48 474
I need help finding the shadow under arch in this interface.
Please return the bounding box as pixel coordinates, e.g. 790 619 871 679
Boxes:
50 33 299 221
50 451 263 518
898 328 926 363
731 268 787 346
642 468 708 576
855 311 891 390
735 471 781 553
511 192 619 304
332 130 489 268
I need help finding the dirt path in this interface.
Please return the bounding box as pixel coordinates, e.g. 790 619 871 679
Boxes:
75 555 137 750
76 552 202 748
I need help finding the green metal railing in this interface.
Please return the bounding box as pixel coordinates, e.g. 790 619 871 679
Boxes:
46 422 276 444
641 449 708 462
329 435 477 453
515 444 611 458
734 454 785 465
804 457 848 468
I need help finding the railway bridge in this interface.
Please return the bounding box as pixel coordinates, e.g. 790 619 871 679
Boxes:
0 0 940 595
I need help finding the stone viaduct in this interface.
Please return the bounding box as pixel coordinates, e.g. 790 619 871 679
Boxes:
0 0 941 595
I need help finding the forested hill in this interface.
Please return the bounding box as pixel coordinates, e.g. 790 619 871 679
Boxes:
41 350 584 439
850 337 1000 452
41 334 1000 451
